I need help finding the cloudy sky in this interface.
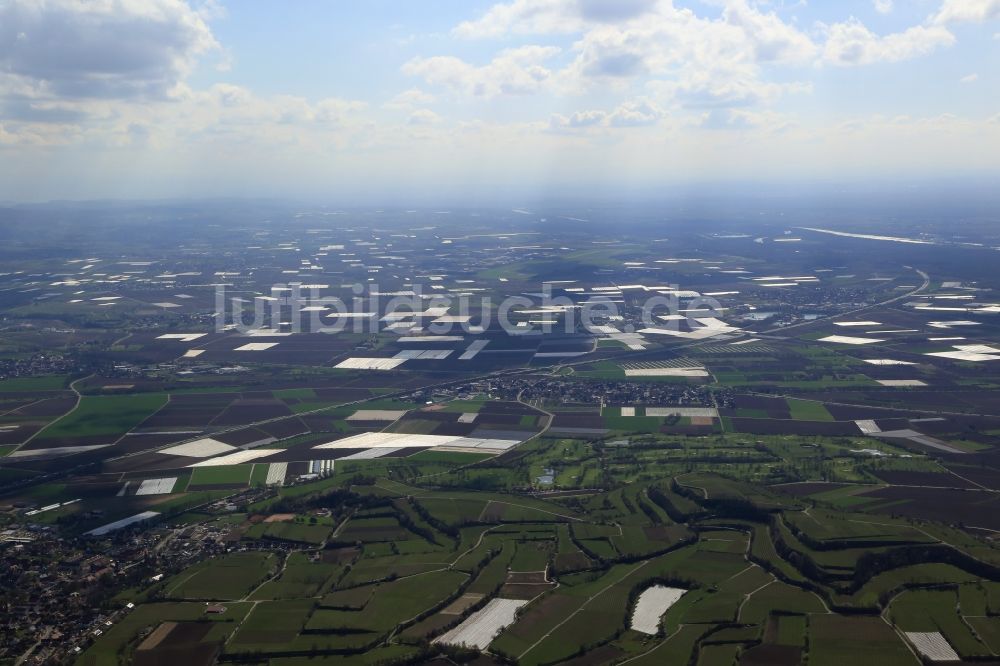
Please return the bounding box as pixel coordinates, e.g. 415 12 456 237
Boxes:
1 0 998 202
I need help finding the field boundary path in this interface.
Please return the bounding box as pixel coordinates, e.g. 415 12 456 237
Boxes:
15 373 92 451
516 560 649 661
617 624 685 665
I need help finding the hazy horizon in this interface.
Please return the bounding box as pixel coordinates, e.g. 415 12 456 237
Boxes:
1 0 999 202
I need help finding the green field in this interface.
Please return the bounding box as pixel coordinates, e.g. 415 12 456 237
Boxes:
250 462 271 486
230 598 317 648
0 375 69 392
187 464 253 487
164 552 276 600
77 602 253 666
57 432 1000 665
35 393 167 440
250 553 341 599
786 398 834 421
807 616 916 666
889 589 990 657
10 340 1000 665
245 520 332 545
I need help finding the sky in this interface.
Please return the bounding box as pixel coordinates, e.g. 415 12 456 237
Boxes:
0 0 999 203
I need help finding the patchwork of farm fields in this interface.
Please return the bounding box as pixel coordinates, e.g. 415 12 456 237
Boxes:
13 211 1000 666
78 459 1000 665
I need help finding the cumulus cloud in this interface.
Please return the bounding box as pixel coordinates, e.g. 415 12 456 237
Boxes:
550 109 607 130
3 0 995 198
651 73 811 110
452 0 959 88
443 0 821 113
822 19 955 66
0 0 218 102
402 46 561 97
384 88 436 110
699 108 792 132
874 0 894 14
407 109 442 125
607 98 663 126
931 0 1000 24
960 73 979 83
452 0 658 38
579 0 658 23
721 1 818 63
457 0 816 63
549 98 665 132
0 80 370 149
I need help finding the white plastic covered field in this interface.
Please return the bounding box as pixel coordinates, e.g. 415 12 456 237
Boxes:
160 438 235 458
818 335 886 345
904 632 959 662
624 367 710 377
313 432 521 452
264 462 288 485
855 420 881 434
630 586 686 634
334 357 406 370
135 477 178 496
345 410 407 421
188 449 282 467
156 333 207 342
434 598 527 649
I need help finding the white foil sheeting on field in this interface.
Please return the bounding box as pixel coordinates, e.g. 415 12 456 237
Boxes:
234 342 279 351
156 333 207 342
637 325 738 340
337 447 403 460
345 410 407 421
855 420 881 435
925 350 1000 362
904 632 960 662
459 339 490 360
818 335 886 345
135 477 178 495
434 598 528 649
624 367 710 377
86 511 161 536
265 462 288 485
334 357 407 370
188 449 282 467
393 349 454 360
160 438 236 458
954 344 1000 354
314 432 521 452
630 586 687 635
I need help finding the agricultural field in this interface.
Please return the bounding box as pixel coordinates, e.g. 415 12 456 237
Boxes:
33 393 168 443
162 552 276 600
6 206 1000 665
